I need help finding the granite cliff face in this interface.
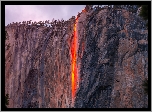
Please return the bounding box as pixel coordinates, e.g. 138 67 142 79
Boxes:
5 6 148 108
75 6 148 108
5 17 75 108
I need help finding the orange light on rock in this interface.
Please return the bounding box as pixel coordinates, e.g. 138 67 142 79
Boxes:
71 15 79 105
82 9 86 13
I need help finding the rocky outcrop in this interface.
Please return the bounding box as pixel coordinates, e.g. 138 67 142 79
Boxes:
5 17 76 108
5 5 148 108
75 6 148 108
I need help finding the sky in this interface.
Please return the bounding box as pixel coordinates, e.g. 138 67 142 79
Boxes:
5 5 86 26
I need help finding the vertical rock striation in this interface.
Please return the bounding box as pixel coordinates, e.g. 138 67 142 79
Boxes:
5 18 76 108
75 6 148 108
5 5 148 108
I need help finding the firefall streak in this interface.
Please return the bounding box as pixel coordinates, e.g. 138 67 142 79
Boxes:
71 9 86 106
71 16 78 104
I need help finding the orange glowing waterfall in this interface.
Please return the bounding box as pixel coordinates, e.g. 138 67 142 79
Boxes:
71 9 86 106
71 16 79 105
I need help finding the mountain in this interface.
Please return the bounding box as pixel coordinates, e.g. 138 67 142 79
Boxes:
5 5 148 108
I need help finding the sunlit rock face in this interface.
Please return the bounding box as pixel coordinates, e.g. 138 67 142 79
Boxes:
5 6 148 108
5 19 75 108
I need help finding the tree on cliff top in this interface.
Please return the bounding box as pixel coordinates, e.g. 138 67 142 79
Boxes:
5 31 8 40
139 5 148 27
113 5 139 13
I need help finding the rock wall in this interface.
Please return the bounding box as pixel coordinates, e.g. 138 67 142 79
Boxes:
5 17 76 108
5 6 148 108
75 7 148 108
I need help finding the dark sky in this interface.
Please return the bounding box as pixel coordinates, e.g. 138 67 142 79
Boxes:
5 5 86 26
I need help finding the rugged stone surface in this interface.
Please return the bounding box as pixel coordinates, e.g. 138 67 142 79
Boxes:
5 5 148 108
75 6 148 108
5 17 75 108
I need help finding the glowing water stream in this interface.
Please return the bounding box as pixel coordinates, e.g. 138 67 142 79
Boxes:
71 16 78 105
71 9 86 106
